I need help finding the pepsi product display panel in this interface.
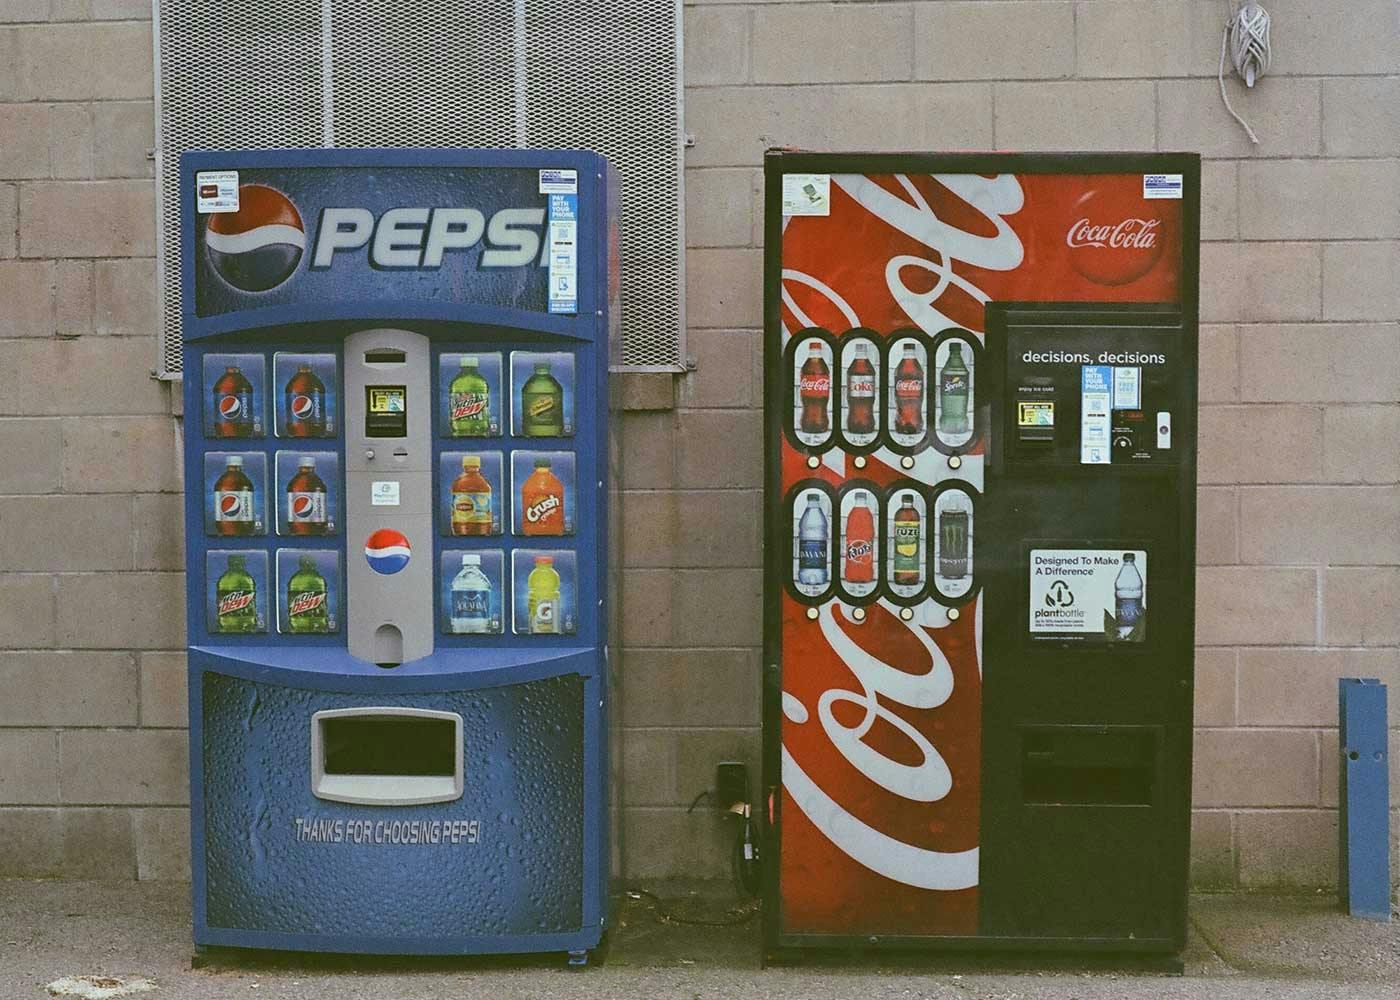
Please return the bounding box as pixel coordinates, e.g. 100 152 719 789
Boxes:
763 153 1200 956
181 149 615 960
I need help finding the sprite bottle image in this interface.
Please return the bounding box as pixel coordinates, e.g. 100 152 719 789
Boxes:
285 556 330 634
521 362 564 437
448 356 491 436
215 554 259 633
938 342 970 435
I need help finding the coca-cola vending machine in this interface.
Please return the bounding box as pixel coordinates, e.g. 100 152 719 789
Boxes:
764 152 1200 955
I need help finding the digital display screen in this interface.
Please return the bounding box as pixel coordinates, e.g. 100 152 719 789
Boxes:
365 385 407 437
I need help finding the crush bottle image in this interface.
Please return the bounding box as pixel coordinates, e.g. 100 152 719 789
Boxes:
842 491 875 584
845 342 876 436
527 555 561 634
937 342 970 435
892 493 922 586
797 495 828 587
938 496 970 579
212 456 255 537
215 555 258 633
449 554 492 634
1115 553 1144 639
449 356 491 437
521 458 565 536
283 364 326 437
285 457 328 535
211 366 254 438
521 362 564 437
798 343 831 435
285 556 330 634
893 344 925 436
450 455 493 536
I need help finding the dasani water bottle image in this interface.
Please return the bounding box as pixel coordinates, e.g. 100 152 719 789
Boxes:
1114 552 1144 640
798 495 829 587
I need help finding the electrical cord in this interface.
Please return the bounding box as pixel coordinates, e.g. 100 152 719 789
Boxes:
1218 1 1272 145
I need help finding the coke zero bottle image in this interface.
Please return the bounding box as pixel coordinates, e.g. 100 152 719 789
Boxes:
212 455 255 537
845 342 877 436
797 495 828 587
212 366 255 438
893 493 922 587
798 343 831 435
843 491 875 584
938 342 971 436
893 343 925 437
285 456 329 535
286 556 331 634
284 363 326 437
215 555 259 633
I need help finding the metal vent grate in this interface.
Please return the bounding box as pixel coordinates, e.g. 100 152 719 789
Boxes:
154 1 685 375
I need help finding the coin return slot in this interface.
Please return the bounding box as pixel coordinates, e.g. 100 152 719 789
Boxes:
312 709 463 806
1021 728 1156 806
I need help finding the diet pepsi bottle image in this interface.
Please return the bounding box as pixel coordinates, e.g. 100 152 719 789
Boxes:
212 456 255 537
285 456 328 535
797 495 829 587
212 365 255 438
1114 553 1144 640
283 364 326 437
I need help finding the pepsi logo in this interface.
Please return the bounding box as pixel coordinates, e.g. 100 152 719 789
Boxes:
291 494 316 519
217 394 243 419
364 528 411 575
218 494 243 518
290 394 316 420
205 184 305 292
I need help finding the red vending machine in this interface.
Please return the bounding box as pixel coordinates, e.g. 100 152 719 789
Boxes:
763 152 1200 955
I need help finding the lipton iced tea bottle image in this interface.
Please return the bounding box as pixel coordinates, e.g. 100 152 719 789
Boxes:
521 457 566 536
521 362 564 437
449 356 491 437
450 455 493 536
527 555 561 634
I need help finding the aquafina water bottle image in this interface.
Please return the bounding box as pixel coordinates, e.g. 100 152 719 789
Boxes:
1114 552 1144 640
797 495 829 588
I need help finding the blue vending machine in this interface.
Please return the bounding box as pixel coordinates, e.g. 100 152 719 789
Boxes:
180 149 615 961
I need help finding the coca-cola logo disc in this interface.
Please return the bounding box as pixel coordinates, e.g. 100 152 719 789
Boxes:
1064 184 1169 287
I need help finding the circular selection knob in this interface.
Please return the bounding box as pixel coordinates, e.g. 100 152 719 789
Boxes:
805 606 819 620
854 456 867 470
900 455 915 470
947 606 961 622
899 607 914 621
364 449 375 460
852 607 867 623
948 454 962 470
807 455 820 469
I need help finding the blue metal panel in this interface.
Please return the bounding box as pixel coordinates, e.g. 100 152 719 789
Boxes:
182 148 612 956
1339 678 1391 921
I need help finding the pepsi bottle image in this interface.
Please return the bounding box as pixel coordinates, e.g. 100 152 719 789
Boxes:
212 366 255 438
284 364 326 437
285 456 328 536
212 456 255 537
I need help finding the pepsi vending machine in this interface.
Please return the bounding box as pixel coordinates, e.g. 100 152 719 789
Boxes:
764 152 1200 955
181 149 615 961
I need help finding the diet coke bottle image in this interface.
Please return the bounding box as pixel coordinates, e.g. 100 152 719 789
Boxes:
797 494 829 588
798 342 831 437
892 342 925 438
211 365 255 438
844 341 877 438
283 363 326 437
212 455 256 537
842 491 875 587
285 456 328 535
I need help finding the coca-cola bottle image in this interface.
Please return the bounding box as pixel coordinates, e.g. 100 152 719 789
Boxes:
842 491 875 584
845 342 877 436
212 366 254 438
893 344 924 436
283 364 326 437
798 343 831 435
212 456 255 537
285 456 328 535
892 493 922 587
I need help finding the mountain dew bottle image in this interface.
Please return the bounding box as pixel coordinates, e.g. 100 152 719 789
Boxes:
448 356 491 437
215 554 258 633
285 556 330 634
527 555 561 634
521 363 564 437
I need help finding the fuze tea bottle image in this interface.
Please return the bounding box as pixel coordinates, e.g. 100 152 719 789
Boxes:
285 556 330 634
449 356 491 437
938 342 971 435
893 493 922 587
527 555 561 634
216 555 258 633
521 362 564 437
450 456 493 536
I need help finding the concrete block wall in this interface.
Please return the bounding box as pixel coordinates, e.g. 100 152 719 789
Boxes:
0 0 1395 891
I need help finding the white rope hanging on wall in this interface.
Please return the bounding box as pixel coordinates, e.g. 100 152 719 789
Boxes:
1219 1 1273 145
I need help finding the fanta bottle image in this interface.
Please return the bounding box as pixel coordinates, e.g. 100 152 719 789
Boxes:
527 556 561 634
521 458 566 536
843 491 875 583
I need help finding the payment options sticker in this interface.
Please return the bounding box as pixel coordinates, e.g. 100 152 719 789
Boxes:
1030 548 1147 641
782 173 830 216
196 171 239 213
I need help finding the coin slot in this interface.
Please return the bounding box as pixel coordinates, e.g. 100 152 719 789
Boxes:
364 349 407 365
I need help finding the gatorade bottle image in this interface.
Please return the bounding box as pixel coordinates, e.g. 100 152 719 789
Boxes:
893 344 925 437
285 456 329 536
843 491 875 584
283 364 326 437
845 342 877 436
212 365 255 438
285 556 330 634
450 456 493 536
212 456 255 537
449 356 491 437
521 362 565 437
938 342 971 435
1115 553 1144 640
893 493 922 587
797 495 828 587
449 554 492 634
527 555 561 634
798 343 831 435
521 457 566 536
215 555 258 633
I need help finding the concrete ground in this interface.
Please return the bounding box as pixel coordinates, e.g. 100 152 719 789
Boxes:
2 879 1398 999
